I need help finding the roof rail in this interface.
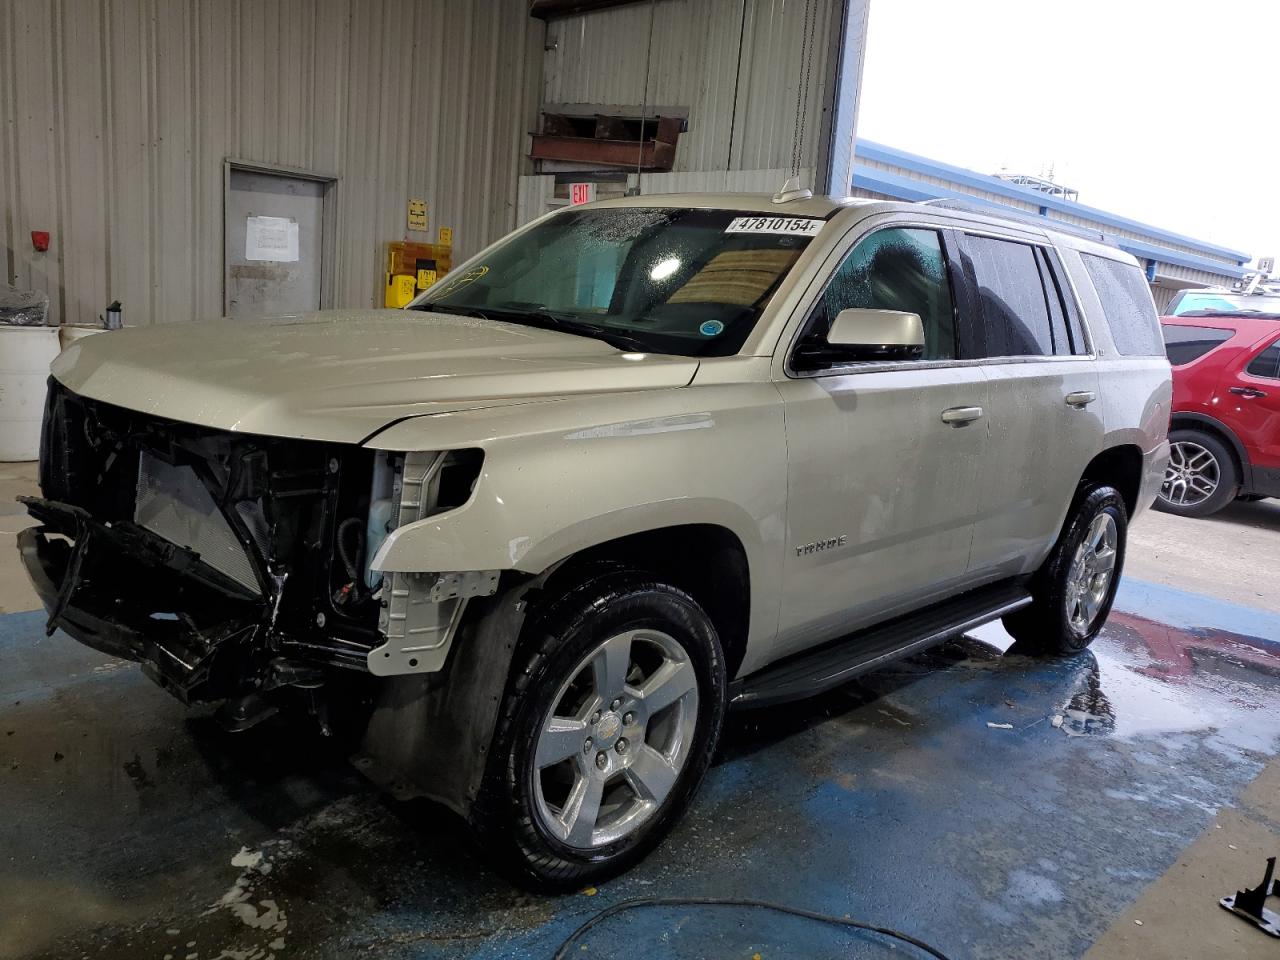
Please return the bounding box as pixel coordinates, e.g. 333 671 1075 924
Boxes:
919 197 1108 244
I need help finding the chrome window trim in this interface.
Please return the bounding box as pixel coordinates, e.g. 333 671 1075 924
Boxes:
779 216 1098 381
787 352 1098 380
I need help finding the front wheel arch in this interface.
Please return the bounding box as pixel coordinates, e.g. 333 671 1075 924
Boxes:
475 566 727 890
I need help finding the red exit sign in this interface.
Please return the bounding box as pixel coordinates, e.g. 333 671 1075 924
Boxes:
569 182 595 205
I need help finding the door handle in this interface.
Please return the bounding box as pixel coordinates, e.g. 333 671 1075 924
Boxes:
941 406 984 426
1229 386 1267 399
1065 391 1097 408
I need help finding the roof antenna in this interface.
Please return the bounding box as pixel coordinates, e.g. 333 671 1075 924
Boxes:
775 0 817 204
772 176 813 204
626 0 658 197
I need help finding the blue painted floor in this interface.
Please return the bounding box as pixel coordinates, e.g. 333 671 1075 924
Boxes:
2 578 1279 959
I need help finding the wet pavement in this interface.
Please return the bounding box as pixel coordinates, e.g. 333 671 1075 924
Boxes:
2 576 1279 960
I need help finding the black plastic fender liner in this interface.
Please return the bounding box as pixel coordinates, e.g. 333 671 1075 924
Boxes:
352 570 545 818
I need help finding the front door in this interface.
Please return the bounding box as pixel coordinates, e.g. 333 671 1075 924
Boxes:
775 226 988 656
224 168 326 318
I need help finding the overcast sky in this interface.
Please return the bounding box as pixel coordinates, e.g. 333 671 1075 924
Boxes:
858 0 1277 266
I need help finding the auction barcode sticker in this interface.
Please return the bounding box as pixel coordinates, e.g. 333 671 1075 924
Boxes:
725 216 825 236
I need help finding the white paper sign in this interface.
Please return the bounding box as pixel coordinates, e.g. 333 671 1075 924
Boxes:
725 216 824 237
245 216 299 262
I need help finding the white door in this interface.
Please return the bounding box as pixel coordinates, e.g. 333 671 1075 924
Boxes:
224 168 325 318
775 226 989 657
959 235 1104 577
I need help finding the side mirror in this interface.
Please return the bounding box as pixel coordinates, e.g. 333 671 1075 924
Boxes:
796 308 926 369
828 308 924 351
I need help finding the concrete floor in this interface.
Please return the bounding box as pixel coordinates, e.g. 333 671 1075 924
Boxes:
2 467 1279 960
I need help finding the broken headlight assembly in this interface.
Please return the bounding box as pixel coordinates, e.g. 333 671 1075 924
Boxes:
347 447 499 676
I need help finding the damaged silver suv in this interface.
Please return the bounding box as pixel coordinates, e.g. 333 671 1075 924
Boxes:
18 193 1170 888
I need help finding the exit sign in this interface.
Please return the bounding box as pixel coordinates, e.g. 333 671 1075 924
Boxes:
569 183 595 205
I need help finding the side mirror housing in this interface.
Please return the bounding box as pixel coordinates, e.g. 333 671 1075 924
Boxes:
795 308 926 369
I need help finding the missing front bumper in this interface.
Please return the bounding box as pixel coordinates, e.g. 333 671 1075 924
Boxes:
18 496 263 702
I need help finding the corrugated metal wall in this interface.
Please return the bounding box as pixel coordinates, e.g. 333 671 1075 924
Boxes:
0 0 542 326
543 0 834 176
1150 284 1176 313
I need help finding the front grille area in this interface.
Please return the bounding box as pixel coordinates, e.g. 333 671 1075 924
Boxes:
31 378 386 697
135 451 261 595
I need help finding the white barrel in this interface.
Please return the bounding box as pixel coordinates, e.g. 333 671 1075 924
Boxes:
0 325 60 461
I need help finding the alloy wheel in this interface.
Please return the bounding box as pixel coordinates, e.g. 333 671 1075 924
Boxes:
1065 512 1118 636
531 628 699 850
1161 440 1220 507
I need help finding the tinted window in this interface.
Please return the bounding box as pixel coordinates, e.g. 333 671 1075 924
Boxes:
807 228 956 361
1161 324 1233 366
964 235 1060 357
1034 246 1086 355
1048 248 1089 353
1246 342 1280 379
1081 254 1163 356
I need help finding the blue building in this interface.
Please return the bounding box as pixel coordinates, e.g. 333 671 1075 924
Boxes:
850 141 1250 313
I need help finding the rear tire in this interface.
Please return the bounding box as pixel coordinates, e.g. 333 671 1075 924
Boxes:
1003 485 1127 656
475 567 726 891
1154 429 1238 517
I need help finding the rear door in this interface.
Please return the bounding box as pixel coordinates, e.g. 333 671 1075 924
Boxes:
1216 332 1280 474
960 233 1103 578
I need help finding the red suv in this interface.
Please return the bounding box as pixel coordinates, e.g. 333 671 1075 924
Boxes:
1159 312 1280 516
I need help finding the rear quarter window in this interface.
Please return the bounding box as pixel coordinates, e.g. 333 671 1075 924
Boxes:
1081 254 1163 356
1161 324 1234 366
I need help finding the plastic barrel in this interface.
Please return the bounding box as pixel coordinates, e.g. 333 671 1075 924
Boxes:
0 326 60 461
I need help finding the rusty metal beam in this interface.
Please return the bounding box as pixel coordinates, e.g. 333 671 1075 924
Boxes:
529 136 676 171
530 0 649 20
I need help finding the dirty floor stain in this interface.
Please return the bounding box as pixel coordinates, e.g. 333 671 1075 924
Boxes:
2 576 1278 959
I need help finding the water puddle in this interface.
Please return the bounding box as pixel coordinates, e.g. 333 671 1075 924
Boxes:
1054 612 1280 751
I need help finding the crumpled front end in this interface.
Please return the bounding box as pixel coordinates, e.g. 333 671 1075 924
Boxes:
19 379 396 718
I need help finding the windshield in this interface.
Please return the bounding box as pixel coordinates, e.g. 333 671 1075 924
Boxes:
412 207 822 356
1169 290 1280 319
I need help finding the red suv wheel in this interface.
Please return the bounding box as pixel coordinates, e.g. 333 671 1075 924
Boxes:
1155 428 1238 517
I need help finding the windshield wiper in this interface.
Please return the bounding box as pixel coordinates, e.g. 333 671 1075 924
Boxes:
428 303 652 353
519 307 653 353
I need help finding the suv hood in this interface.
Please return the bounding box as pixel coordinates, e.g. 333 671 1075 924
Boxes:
51 309 700 444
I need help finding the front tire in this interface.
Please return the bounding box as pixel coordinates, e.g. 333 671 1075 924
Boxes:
1004 485 1127 656
476 568 726 890
1155 429 1238 517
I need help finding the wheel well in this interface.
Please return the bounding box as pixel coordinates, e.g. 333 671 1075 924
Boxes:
1169 414 1246 482
544 525 751 680
1081 445 1144 517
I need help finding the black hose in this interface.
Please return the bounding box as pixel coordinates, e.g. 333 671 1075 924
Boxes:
551 896 954 960
336 516 364 585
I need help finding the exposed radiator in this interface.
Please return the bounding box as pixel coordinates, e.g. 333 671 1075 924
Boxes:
134 451 262 595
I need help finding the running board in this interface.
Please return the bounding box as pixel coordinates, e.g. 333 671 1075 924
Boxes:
730 581 1032 709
